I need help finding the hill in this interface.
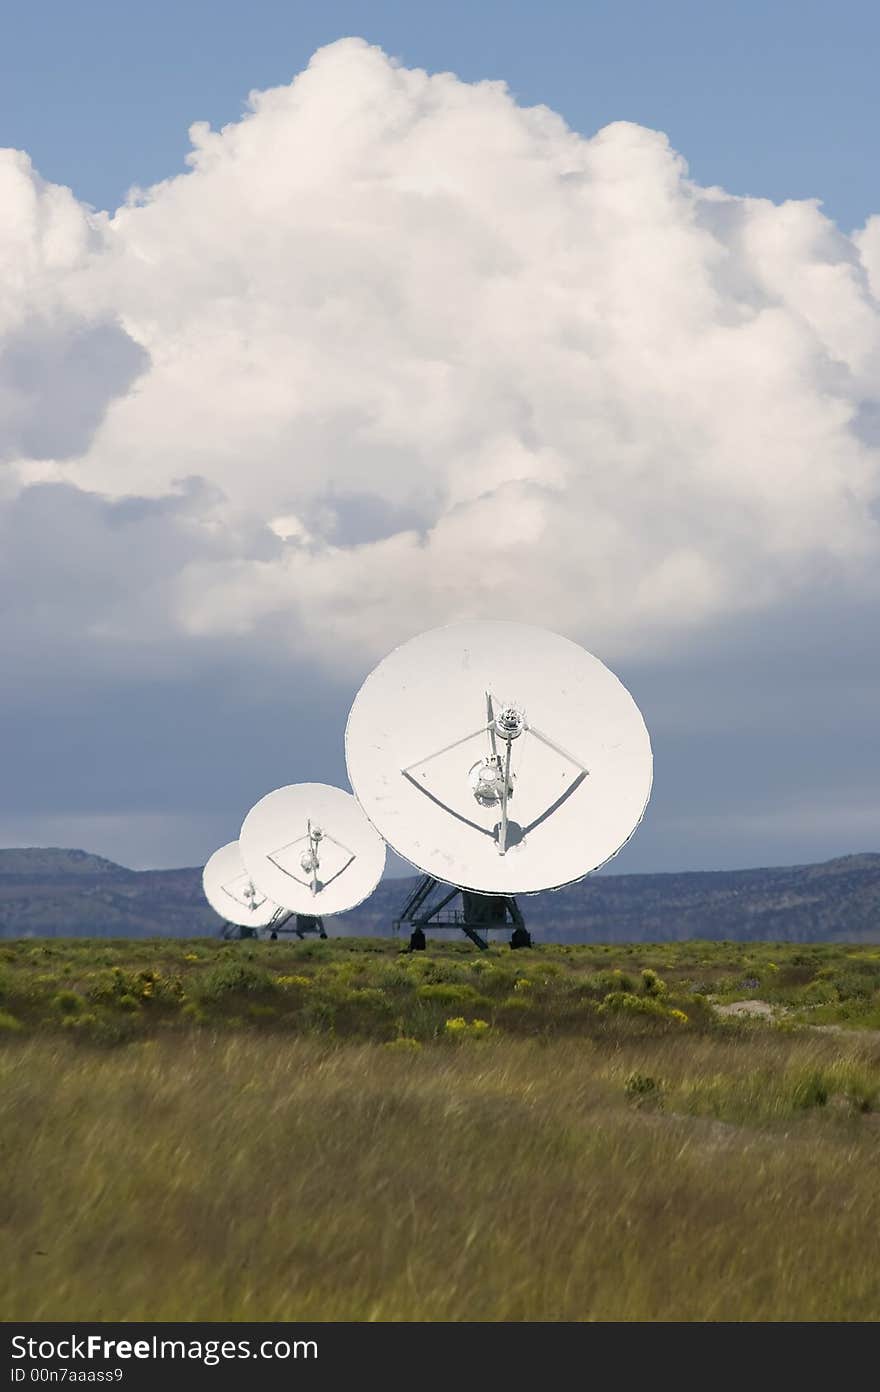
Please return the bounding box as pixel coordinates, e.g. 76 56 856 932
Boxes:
0 847 878 941
0 848 215 939
0 848 129 878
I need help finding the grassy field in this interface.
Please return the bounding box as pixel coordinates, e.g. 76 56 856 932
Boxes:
2 938 880 1320
4 934 880 1042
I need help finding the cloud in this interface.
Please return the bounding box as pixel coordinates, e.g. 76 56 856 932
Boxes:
1 36 877 678
0 150 148 469
0 317 147 462
0 477 255 696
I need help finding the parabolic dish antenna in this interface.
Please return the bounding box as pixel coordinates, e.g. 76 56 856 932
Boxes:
239 783 386 916
202 841 283 929
345 621 653 896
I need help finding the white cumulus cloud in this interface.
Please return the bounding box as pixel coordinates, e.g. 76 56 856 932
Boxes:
2 36 880 675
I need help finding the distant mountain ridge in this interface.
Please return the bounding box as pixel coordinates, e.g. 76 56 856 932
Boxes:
0 848 130 878
0 849 212 939
0 847 878 942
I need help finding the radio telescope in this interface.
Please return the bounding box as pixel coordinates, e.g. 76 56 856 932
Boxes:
345 621 652 948
239 783 386 929
202 840 290 940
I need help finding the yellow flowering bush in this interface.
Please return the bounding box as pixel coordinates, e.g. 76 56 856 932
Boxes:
445 1016 490 1040
640 969 668 997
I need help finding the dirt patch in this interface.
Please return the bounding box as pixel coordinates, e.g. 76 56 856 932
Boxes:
714 999 776 1019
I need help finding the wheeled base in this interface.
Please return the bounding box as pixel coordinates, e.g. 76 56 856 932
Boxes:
270 914 326 940
294 914 327 939
395 876 530 950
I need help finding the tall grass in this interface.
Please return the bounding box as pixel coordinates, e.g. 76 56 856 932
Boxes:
3 1029 879 1321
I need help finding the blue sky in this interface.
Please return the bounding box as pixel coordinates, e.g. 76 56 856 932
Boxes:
4 0 878 230
1 4 879 877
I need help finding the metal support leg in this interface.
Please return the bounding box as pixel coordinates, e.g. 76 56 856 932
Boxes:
461 925 489 951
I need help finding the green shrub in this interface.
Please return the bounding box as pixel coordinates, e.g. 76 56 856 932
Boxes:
320 960 359 984
828 973 875 1002
469 958 495 976
412 959 472 986
196 961 277 1002
53 990 83 1015
802 980 839 1005
624 1072 664 1107
63 1012 138 1046
348 987 389 1007
62 1012 97 1032
369 962 415 989
294 984 395 1039
85 970 123 1004
86 967 182 1008
417 983 484 1007
578 970 636 998
600 991 670 1018
0 1010 23 1032
499 994 531 1013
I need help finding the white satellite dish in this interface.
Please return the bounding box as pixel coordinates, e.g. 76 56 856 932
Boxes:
202 841 284 930
345 621 652 898
239 783 386 916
